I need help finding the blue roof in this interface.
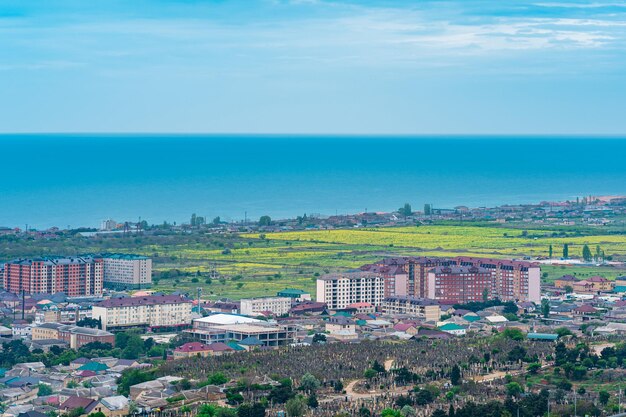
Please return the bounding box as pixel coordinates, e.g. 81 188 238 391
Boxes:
238 337 264 346
614 286 626 293
227 341 246 351
527 333 558 340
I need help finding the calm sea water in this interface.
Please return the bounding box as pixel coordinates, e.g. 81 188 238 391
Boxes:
1 135 625 229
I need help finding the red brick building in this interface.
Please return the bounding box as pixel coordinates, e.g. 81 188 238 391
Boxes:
427 266 492 304
3 257 103 296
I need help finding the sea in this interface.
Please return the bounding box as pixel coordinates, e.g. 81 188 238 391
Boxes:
1 135 625 229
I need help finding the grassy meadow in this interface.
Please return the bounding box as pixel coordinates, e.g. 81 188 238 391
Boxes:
150 224 626 299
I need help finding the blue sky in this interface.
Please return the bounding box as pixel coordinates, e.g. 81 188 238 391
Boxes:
2 0 626 134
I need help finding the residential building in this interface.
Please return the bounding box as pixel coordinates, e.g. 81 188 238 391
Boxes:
240 297 292 316
380 296 441 321
452 257 541 303
173 342 234 358
100 219 118 231
91 295 192 331
316 271 385 309
101 254 152 290
427 266 493 304
325 316 357 340
32 323 115 349
438 322 467 336
555 275 579 289
276 289 311 302
3 257 103 297
572 276 613 294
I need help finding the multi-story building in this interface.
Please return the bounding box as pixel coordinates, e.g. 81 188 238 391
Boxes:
100 254 152 290
32 322 115 349
240 297 292 316
452 257 541 303
316 271 385 309
366 257 453 298
370 256 541 303
186 314 296 347
91 294 192 331
3 257 103 297
380 296 441 321
427 266 492 304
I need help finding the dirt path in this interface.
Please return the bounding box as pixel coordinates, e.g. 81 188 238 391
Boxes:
592 342 615 356
384 359 395 371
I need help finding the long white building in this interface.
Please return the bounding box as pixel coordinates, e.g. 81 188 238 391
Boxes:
101 254 152 290
240 297 292 316
92 294 191 331
316 271 385 309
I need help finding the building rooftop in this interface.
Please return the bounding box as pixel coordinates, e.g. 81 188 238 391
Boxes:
96 295 190 308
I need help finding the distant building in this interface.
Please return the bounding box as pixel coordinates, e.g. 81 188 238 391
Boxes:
92 294 192 331
32 323 114 349
380 296 441 321
186 314 296 347
276 289 311 302
173 342 234 359
427 266 493 304
101 254 152 290
316 271 385 309
100 219 118 231
3 257 103 297
240 297 292 317
573 276 613 294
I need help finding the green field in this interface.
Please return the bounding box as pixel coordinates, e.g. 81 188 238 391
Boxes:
3 223 626 299
150 224 626 299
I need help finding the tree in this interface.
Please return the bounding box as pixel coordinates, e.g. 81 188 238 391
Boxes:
364 368 377 379
259 216 272 226
37 383 53 396
563 243 569 259
399 203 412 217
212 216 221 225
400 405 416 417
582 244 592 262
285 396 307 417
77 317 101 329
527 363 541 374
299 373 320 394
431 410 447 417
381 409 402 417
311 333 326 344
599 390 610 405
450 365 461 386
564 285 573 293
237 403 265 417
549 244 553 259
505 381 523 397
307 394 319 409
482 287 489 302
541 298 550 318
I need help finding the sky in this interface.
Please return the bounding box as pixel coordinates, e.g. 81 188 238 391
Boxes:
2 0 626 134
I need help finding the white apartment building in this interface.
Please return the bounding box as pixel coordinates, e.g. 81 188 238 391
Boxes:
101 254 152 290
316 272 385 309
92 294 192 331
240 297 292 316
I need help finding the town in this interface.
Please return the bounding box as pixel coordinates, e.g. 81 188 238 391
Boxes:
1 199 626 417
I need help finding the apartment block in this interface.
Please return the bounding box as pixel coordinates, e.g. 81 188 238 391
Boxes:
427 266 492 304
316 271 385 309
240 297 292 316
91 294 192 331
3 257 103 297
101 254 152 290
453 257 541 303
380 296 441 321
32 322 115 349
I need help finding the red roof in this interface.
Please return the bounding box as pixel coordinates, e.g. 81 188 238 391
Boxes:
588 276 609 283
574 304 598 313
175 342 213 353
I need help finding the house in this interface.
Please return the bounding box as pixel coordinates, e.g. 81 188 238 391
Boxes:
93 396 130 417
289 302 327 315
555 275 579 289
325 316 357 340
237 337 265 351
573 304 598 320
59 396 98 415
77 362 108 373
438 323 467 336
11 324 32 338
173 342 214 359
527 333 558 341
345 302 375 314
